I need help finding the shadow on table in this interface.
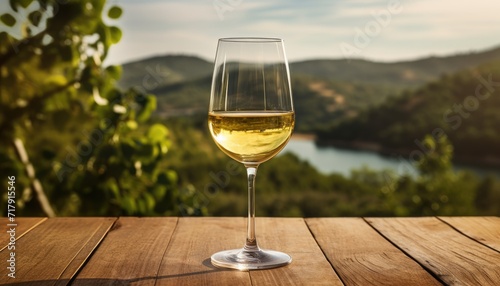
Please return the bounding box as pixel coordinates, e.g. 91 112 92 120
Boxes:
6 258 248 285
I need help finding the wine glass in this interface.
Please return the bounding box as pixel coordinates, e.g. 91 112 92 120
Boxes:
208 37 294 270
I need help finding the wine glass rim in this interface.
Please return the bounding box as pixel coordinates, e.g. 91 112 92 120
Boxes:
219 37 283 43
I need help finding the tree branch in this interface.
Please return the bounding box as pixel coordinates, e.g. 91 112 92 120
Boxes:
13 138 56 217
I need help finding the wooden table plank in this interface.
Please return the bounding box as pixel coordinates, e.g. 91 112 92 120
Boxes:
366 217 500 286
306 218 441 286
154 217 342 286
154 217 252 286
73 217 178 286
0 217 47 250
439 216 500 252
0 217 116 286
250 217 343 286
3 216 497 285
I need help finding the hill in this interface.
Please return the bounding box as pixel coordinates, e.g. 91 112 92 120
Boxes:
316 60 500 165
117 55 213 90
119 45 500 89
290 45 500 88
117 45 500 132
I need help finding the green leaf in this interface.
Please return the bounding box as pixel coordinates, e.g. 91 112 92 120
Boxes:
96 23 111 50
105 65 122 80
147 124 169 143
106 88 122 102
1 14 16 27
121 196 136 214
104 179 120 199
28 10 42 26
18 0 33 8
157 170 177 186
136 199 145 214
152 185 167 200
9 0 18 12
109 26 122 44
126 120 138 130
44 74 67 86
137 95 156 122
143 192 156 211
108 6 123 19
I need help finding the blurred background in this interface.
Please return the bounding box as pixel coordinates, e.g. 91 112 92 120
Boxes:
1 0 499 217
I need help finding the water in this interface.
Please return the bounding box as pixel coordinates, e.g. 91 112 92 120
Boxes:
282 138 500 178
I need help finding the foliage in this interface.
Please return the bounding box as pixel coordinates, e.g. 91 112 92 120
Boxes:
0 0 199 216
381 135 477 216
162 117 500 217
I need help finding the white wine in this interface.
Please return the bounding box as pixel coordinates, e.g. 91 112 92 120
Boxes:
208 111 294 164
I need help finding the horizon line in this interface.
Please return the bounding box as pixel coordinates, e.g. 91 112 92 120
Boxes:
111 43 500 66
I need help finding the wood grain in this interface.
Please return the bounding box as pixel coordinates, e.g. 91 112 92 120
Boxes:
306 218 440 286
73 217 178 286
0 217 47 250
3 217 498 285
367 217 500 285
0 217 116 286
250 217 343 286
439 216 500 252
154 217 251 286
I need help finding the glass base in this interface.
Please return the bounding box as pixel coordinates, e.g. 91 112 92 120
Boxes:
211 248 292 271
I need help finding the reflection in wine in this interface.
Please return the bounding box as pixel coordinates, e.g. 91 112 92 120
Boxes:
209 111 294 165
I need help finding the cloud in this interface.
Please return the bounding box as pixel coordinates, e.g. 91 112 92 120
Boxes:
119 1 218 30
106 0 500 64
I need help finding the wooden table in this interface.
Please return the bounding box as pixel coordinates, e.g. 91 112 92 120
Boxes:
1 217 499 285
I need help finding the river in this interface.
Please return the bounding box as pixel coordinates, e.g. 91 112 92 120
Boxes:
282 137 500 178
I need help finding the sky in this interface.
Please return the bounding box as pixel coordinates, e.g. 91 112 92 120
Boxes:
3 0 500 64
104 0 500 65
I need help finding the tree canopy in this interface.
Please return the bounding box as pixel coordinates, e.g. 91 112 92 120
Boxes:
0 0 199 216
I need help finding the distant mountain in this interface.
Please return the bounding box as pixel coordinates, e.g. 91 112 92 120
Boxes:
117 45 500 132
290 45 500 88
119 45 500 90
118 55 213 89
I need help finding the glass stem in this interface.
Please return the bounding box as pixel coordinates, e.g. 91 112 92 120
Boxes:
244 165 260 252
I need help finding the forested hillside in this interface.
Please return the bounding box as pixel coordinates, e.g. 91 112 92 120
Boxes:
317 60 500 164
